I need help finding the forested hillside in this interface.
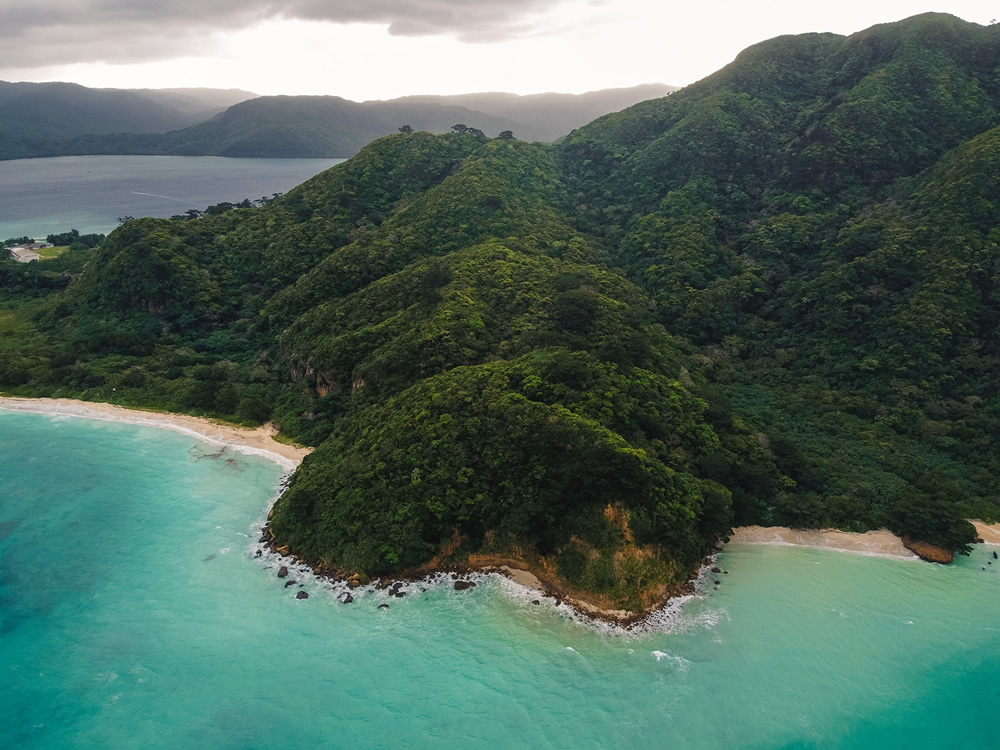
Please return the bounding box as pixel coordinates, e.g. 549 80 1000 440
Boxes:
1 13 997 612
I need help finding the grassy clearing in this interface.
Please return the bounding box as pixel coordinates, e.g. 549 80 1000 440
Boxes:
37 245 69 260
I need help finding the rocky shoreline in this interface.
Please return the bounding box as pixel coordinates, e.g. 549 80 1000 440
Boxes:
257 498 1000 627
7 396 997 625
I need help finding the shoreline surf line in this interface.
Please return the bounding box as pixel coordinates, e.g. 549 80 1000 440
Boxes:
0 396 311 471
726 525 920 559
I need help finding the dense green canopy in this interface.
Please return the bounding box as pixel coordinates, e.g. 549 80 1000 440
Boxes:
2 12 997 609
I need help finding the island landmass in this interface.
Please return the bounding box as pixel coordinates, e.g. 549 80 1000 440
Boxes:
2 13 1000 620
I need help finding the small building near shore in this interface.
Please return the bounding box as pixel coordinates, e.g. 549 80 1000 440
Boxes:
9 246 41 262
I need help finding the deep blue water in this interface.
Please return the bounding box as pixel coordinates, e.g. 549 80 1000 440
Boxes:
1 409 998 748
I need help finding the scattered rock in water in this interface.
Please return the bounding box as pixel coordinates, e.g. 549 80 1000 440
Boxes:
711 567 722 573
254 549 262 558
994 551 998 560
295 591 309 600
450 573 458 580
531 600 540 606
277 566 289 578
340 593 353 604
378 603 390 609
394 591 406 598
284 580 297 588
724 571 729 574
454 580 477 591
204 554 216 562
715 580 721 585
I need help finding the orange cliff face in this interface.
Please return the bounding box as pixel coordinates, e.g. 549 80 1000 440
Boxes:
901 537 955 564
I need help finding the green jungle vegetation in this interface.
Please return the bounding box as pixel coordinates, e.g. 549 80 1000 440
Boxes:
1 13 998 611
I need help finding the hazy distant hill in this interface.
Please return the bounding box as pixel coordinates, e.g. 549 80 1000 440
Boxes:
112 87 259 122
391 84 676 142
0 83 673 160
0 82 257 159
154 95 526 157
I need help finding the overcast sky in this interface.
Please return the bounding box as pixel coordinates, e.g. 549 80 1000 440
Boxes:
0 1 993 100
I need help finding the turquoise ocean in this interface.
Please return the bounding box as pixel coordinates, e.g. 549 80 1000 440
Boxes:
1 409 998 749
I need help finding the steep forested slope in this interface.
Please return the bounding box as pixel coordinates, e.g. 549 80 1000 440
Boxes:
2 13 998 611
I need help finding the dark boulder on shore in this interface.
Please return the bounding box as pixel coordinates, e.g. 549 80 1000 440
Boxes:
454 580 477 591
277 566 289 578
296 591 309 600
901 537 955 564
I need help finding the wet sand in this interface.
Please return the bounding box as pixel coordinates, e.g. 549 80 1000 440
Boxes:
0 396 311 470
728 525 919 559
972 520 1000 545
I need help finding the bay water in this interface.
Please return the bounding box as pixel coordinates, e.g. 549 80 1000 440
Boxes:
0 155 346 241
1 410 997 748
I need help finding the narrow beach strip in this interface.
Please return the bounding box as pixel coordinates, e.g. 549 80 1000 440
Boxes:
972 520 1000 545
727 525 918 559
0 396 311 471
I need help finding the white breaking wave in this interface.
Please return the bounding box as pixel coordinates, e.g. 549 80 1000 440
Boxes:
0 401 298 471
131 191 191 203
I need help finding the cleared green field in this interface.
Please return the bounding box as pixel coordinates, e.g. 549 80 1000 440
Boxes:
36 245 69 260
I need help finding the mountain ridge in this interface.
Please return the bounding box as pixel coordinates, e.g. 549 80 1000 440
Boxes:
0 83 675 160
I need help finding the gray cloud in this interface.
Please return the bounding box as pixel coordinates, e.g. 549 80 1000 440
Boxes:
0 0 569 70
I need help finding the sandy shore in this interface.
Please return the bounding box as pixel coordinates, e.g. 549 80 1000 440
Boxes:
0 396 311 470
727 525 919 558
971 520 1000 545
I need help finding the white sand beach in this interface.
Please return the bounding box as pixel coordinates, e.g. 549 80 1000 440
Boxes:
0 396 311 471
727 525 919 558
972 520 1000 545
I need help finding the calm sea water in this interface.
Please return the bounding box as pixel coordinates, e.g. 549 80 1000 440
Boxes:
0 410 997 749
0 155 345 240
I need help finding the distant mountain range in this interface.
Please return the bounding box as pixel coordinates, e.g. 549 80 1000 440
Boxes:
0 83 257 158
0 83 675 160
